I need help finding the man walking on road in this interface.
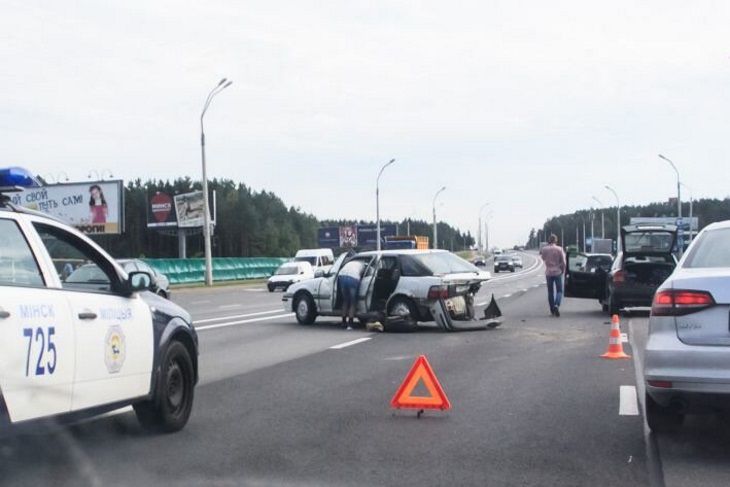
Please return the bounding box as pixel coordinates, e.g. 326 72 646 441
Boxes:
539 234 566 317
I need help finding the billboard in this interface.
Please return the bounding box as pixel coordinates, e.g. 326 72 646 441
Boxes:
318 227 340 248
11 180 124 234
174 191 207 228
630 217 698 233
339 225 358 248
147 192 177 228
356 224 397 247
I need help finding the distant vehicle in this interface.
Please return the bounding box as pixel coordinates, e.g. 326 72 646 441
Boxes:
566 225 677 314
118 259 171 299
283 250 491 332
591 238 613 254
564 253 614 303
293 248 335 274
267 261 314 292
644 220 730 432
492 248 503 257
473 256 487 267
494 255 515 273
511 254 523 268
383 235 429 250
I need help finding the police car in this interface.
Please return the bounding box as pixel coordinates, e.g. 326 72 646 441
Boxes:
0 168 198 433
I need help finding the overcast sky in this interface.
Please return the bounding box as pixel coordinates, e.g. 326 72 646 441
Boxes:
3 1 730 247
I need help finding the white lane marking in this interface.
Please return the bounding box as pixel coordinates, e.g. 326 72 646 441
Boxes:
476 301 487 306
195 309 284 324
619 385 640 416
329 337 372 349
196 313 294 331
521 288 528 292
243 288 267 292
621 332 628 343
191 300 211 305
220 304 243 309
503 294 512 298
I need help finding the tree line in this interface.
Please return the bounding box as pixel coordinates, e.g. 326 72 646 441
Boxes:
93 178 473 258
525 197 730 249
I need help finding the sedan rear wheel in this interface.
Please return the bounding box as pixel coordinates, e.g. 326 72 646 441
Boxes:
385 297 418 333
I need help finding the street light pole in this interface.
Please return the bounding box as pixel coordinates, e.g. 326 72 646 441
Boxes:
201 77 233 286
592 196 605 238
680 182 694 244
478 202 490 253
432 186 446 249
659 154 682 221
375 158 396 251
605 185 621 251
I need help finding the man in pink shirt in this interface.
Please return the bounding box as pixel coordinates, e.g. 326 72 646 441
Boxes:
539 234 566 317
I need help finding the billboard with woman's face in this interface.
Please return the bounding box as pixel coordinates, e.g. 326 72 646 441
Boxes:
10 180 123 234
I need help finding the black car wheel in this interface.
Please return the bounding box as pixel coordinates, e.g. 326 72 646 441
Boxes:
267 283 275 292
294 292 317 325
645 392 683 433
134 341 195 433
385 297 418 333
608 293 621 316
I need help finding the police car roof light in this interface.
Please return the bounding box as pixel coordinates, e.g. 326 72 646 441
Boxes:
0 167 42 192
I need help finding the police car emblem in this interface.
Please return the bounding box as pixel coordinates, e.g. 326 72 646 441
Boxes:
104 325 126 374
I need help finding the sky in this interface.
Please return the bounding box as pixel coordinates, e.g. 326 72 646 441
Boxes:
2 0 730 248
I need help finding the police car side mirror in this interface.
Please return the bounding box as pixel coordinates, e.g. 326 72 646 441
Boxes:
314 269 325 278
128 271 152 292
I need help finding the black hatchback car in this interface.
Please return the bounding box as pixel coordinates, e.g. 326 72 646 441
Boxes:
566 224 678 314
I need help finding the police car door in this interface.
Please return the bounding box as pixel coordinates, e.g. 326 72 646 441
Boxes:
31 221 154 412
0 216 76 422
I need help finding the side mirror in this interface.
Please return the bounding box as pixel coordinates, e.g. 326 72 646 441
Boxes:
128 271 152 292
314 269 325 278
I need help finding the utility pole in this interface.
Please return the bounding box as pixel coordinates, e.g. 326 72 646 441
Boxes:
432 186 446 249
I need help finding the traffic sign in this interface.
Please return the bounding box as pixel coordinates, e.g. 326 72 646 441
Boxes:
390 355 451 411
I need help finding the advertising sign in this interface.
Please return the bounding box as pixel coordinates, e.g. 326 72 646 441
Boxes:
318 227 340 248
11 180 124 234
339 225 358 248
356 224 397 247
630 217 698 232
174 191 207 228
147 192 177 228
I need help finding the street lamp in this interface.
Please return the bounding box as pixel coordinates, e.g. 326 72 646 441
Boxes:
376 158 396 251
605 185 621 251
88 169 114 180
478 202 490 253
200 77 233 286
432 186 446 249
680 182 694 244
483 209 494 253
592 196 605 238
658 154 682 221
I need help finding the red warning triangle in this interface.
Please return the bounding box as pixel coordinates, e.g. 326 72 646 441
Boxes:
390 355 451 411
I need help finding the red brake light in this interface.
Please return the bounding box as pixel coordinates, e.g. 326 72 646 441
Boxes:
427 285 449 300
613 270 626 284
652 289 715 316
647 380 673 389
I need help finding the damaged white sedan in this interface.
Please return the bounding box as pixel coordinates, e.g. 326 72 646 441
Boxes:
282 249 494 332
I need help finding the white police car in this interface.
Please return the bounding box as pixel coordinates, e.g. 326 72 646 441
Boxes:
0 168 198 433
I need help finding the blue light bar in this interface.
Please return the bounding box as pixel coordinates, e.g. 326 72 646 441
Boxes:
0 167 42 189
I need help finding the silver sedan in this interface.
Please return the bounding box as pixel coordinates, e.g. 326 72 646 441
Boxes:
644 220 730 432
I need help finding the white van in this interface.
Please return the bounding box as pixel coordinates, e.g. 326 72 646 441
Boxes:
293 249 335 274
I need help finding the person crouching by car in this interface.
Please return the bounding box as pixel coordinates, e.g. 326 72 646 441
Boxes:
338 259 365 330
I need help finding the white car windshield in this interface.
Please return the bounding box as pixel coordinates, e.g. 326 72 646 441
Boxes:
276 265 299 275
683 228 730 268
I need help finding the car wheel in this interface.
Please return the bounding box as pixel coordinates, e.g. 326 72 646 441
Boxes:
510 267 515 273
267 283 275 292
645 392 683 433
601 302 609 313
385 297 418 333
294 292 317 325
134 341 195 433
157 290 169 299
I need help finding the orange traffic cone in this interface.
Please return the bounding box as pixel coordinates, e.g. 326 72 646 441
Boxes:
601 314 631 359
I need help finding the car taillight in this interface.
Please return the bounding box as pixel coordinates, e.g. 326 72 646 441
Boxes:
647 380 673 389
427 285 449 300
613 270 626 284
651 289 715 316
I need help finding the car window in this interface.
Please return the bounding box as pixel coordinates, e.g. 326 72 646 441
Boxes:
34 223 119 293
624 231 674 253
411 252 478 275
400 255 430 277
683 228 730 268
122 261 138 273
0 219 45 288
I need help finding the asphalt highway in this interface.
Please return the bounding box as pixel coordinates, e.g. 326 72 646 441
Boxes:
1 252 727 485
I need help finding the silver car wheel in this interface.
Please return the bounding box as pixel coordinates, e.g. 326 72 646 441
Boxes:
391 301 411 317
296 299 309 319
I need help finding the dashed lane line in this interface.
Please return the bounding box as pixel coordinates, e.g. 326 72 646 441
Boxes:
196 313 294 331
619 385 640 416
329 337 373 349
195 309 284 324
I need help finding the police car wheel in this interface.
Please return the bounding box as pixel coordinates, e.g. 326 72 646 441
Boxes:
134 341 194 433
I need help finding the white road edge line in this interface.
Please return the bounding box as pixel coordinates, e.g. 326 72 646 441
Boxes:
503 294 512 298
329 337 372 349
195 309 284 324
196 313 294 331
619 385 640 416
